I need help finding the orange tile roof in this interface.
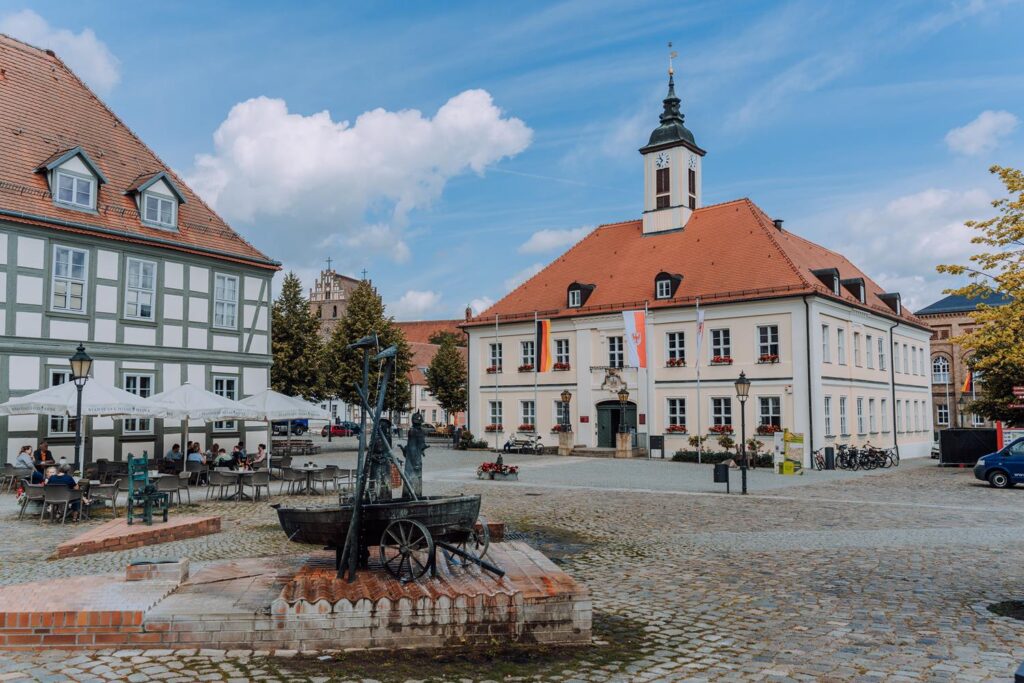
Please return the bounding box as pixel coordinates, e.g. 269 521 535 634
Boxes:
407 341 467 385
0 33 277 269
395 319 464 344
465 198 926 329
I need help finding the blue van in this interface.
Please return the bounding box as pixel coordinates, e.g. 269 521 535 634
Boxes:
974 437 1024 488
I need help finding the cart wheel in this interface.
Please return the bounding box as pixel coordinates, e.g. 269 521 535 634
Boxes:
380 519 434 582
456 514 491 561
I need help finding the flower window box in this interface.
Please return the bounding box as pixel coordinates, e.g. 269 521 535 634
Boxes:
709 424 734 434
484 424 503 432
710 356 733 365
756 424 781 435
666 357 686 367
518 424 535 432
486 366 502 374
757 354 780 364
518 364 535 372
550 424 569 433
553 362 571 371
666 424 688 433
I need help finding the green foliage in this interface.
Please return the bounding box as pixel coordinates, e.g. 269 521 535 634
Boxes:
426 335 467 418
937 166 1024 425
428 330 465 347
715 434 736 452
671 450 773 467
323 281 413 415
745 438 765 456
271 272 326 401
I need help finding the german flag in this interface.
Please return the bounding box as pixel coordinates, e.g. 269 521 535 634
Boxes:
536 319 552 372
961 371 973 394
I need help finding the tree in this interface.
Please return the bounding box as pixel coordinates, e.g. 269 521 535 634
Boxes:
271 272 326 401
428 330 465 347
324 280 412 416
937 165 1024 425
425 335 467 421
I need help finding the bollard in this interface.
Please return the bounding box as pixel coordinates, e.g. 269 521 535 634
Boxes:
824 446 835 470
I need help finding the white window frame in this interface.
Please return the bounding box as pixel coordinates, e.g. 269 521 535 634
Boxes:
51 245 89 314
142 191 177 229
856 397 865 434
711 328 731 359
937 403 949 426
655 278 672 299
822 324 830 363
667 398 686 427
758 396 781 428
878 337 886 370
213 376 238 431
881 398 889 432
520 340 535 367
554 339 570 366
520 400 535 427
711 397 732 428
608 336 624 368
896 400 903 432
666 331 685 363
757 325 779 359
489 400 503 426
837 328 846 366
54 170 95 210
568 289 581 308
853 332 861 367
868 398 877 433
553 399 570 425
824 396 833 436
123 373 154 434
839 396 848 435
932 356 950 384
213 273 238 329
972 412 984 427
48 369 75 436
489 342 503 369
893 344 900 373
903 343 909 374
124 257 157 320
866 335 874 369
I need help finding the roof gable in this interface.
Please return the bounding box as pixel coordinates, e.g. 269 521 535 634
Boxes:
125 171 187 204
35 146 109 184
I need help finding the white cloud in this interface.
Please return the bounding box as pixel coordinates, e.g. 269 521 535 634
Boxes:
518 226 590 254
945 110 1019 155
188 90 532 264
468 297 494 316
832 187 992 311
0 9 120 94
389 290 443 321
504 263 544 291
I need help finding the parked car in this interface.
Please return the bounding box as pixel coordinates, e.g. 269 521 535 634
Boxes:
337 421 362 435
272 419 308 436
321 424 355 438
973 437 1024 488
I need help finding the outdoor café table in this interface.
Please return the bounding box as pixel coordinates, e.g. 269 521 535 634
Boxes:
293 465 325 495
212 469 254 501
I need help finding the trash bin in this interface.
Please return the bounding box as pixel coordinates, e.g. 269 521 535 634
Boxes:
713 463 729 483
824 446 835 470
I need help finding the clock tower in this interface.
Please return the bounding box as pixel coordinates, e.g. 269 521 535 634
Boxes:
640 65 705 235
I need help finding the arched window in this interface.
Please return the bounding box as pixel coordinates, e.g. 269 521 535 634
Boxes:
931 356 950 384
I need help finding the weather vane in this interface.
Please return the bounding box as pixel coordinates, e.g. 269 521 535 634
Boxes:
668 41 678 76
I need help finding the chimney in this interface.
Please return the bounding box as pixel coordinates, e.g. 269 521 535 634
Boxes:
465 306 473 321
773 219 784 230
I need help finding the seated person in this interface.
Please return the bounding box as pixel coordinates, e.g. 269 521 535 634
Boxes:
33 441 55 472
205 442 220 461
14 445 35 470
250 444 268 469
165 444 183 461
231 445 248 470
186 445 206 464
213 448 234 469
45 464 87 517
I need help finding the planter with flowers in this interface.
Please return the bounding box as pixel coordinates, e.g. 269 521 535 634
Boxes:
518 363 534 373
477 461 520 481
551 424 570 433
484 424 503 433
518 423 535 432
756 424 781 436
710 356 733 366
666 357 686 368
553 362 571 371
709 424 734 435
758 354 780 364
485 365 502 374
666 424 688 433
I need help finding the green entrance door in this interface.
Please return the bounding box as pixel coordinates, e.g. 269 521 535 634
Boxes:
596 401 636 447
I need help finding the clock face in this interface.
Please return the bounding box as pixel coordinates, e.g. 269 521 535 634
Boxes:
688 155 698 170
655 152 670 168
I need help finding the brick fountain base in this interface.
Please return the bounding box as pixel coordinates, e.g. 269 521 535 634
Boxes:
0 543 590 651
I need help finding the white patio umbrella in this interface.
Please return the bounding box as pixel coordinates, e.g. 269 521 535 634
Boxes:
239 388 331 448
0 380 162 417
144 382 261 448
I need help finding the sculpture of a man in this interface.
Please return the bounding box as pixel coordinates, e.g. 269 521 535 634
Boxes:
399 412 429 498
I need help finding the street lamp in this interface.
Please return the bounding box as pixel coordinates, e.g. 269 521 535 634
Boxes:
734 371 751 495
617 387 630 434
958 394 968 428
560 389 572 431
68 343 93 472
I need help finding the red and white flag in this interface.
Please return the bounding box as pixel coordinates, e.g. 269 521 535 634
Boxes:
695 303 706 358
622 310 647 369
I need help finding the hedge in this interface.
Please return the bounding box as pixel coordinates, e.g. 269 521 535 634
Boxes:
671 450 774 468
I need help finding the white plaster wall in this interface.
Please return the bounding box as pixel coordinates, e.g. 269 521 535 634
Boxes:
96 250 119 280
187 364 205 386
94 285 118 313
244 276 262 301
58 156 90 175
163 363 182 389
15 275 42 305
255 306 268 332
8 356 40 390
212 335 238 352
49 320 89 341
93 417 114 430
93 360 115 385
16 237 44 269
242 367 268 394
123 326 156 346
248 335 267 354
8 415 37 431
187 327 207 349
15 312 41 337
94 319 116 343
0 317 5 336
0 231 7 264
189 266 209 293
162 325 182 347
188 297 208 323
92 436 115 460
164 294 183 319
165 262 183 289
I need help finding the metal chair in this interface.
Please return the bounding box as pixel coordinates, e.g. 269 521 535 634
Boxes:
246 471 272 501
278 467 305 495
155 475 181 506
90 478 120 517
322 465 340 493
18 481 45 520
6 467 34 493
0 464 15 493
311 468 333 495
176 470 192 505
41 485 82 524
206 470 237 501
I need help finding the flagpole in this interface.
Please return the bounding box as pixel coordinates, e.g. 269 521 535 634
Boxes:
533 311 539 438
695 297 703 464
645 300 652 459
494 313 500 451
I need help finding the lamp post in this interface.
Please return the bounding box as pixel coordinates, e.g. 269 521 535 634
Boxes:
617 387 630 435
68 343 93 472
958 394 968 428
734 371 751 495
560 389 572 431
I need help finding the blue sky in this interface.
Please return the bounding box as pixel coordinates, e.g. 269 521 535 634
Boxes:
2 0 1022 317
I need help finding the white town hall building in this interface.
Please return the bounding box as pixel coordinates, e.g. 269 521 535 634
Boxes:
462 68 934 463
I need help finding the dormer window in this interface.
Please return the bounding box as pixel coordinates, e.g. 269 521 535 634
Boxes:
879 293 902 316
841 278 866 304
654 272 683 300
811 268 841 296
125 171 186 231
568 289 581 307
56 171 95 209
36 146 107 213
143 192 176 228
567 282 595 309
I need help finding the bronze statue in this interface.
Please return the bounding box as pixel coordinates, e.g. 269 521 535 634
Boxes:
399 412 429 498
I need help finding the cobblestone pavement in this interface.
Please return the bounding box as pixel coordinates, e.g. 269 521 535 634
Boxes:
0 453 1022 681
